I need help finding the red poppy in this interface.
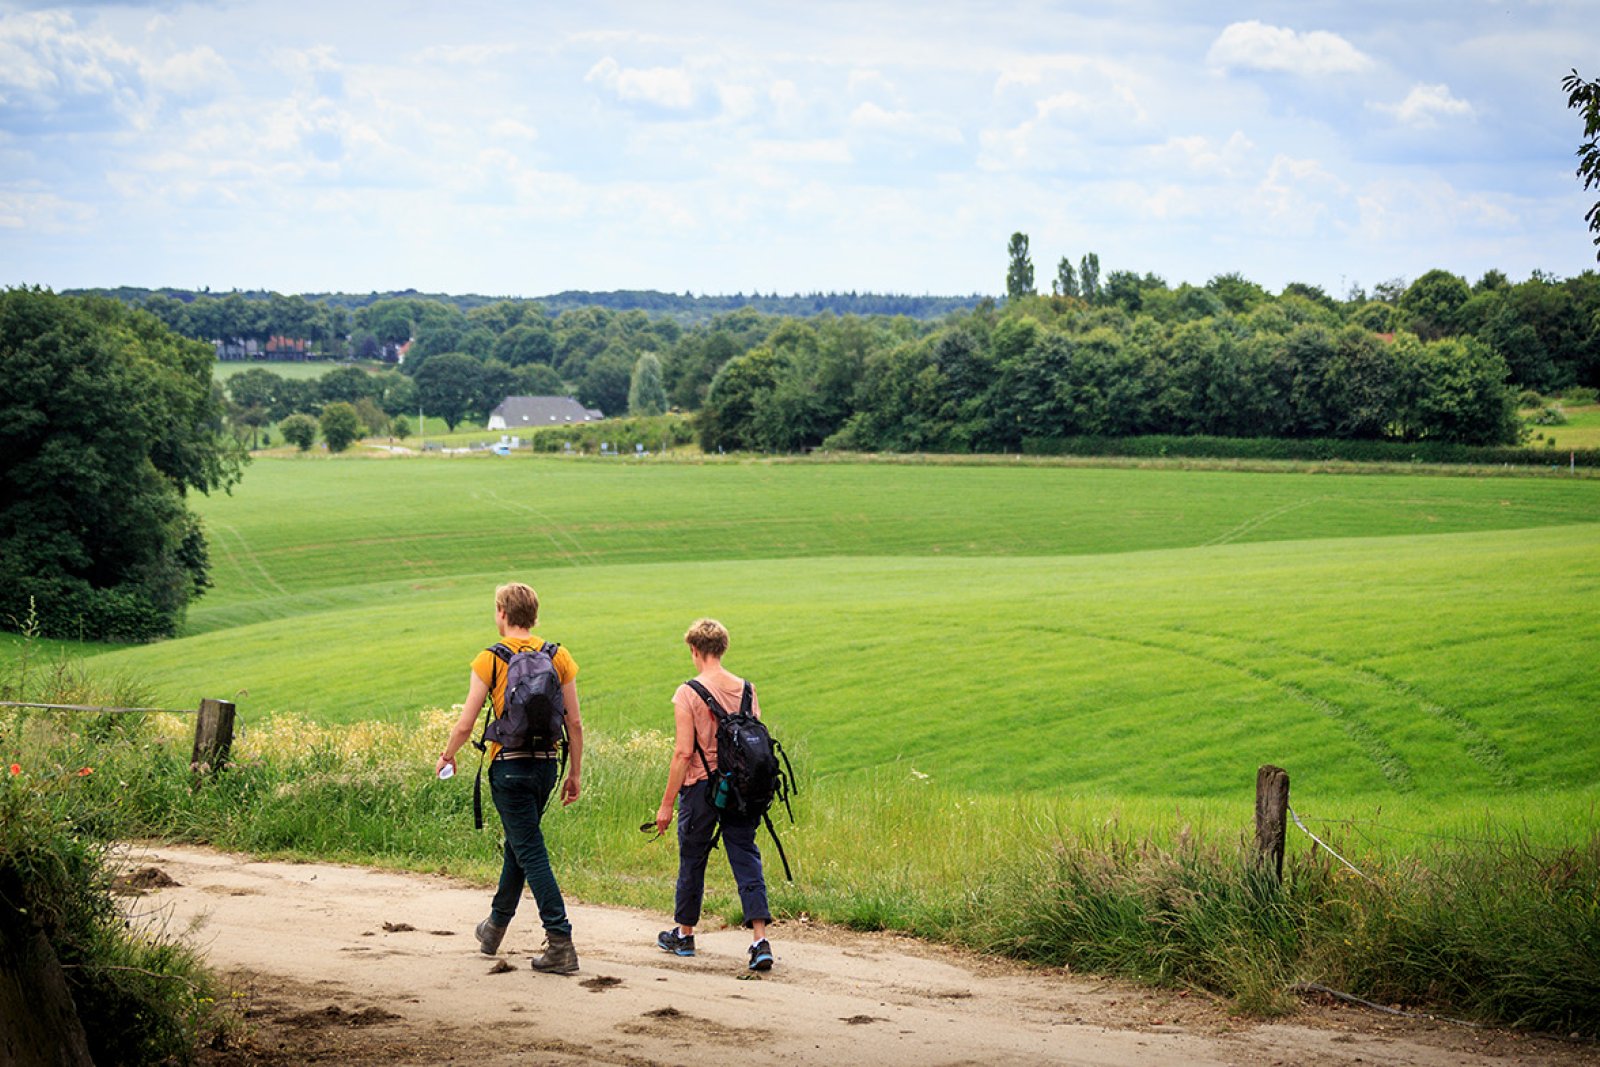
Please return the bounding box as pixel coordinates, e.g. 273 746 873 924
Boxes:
76 767 93 777
7 764 19 776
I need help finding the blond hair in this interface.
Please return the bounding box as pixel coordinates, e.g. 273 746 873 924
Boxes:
496 583 540 629
684 618 729 658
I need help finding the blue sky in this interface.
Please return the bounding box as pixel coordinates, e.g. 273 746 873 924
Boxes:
2 1 1597 298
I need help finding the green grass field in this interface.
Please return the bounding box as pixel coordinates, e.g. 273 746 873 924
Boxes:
212 359 389 381
62 454 1600 825
1532 403 1600 450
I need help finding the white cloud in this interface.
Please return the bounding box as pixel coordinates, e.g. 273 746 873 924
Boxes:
1145 131 1255 178
751 138 852 164
848 102 962 143
0 188 96 232
1207 21 1373 76
1375 84 1474 128
977 85 1148 172
0 11 140 113
1253 154 1350 236
488 118 538 141
585 56 696 111
1355 177 1517 242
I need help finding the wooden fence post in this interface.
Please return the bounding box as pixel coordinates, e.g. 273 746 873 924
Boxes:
1255 764 1290 882
191 699 236 773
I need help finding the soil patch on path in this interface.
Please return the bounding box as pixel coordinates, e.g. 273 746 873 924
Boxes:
123 845 1595 1067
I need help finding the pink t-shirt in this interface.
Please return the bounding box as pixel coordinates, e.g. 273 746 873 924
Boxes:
673 673 761 787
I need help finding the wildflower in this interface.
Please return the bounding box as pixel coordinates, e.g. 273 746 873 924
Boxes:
7 763 19 776
76 766 94 777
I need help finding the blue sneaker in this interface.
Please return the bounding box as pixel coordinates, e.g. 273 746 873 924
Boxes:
657 928 696 957
748 938 773 972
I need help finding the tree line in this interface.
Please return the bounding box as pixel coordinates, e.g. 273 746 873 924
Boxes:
694 254 1598 453
93 257 1600 454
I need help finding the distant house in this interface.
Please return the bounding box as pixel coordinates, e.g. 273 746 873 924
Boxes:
488 396 604 431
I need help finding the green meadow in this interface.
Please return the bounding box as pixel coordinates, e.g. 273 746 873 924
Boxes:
14 451 1599 1028
75 454 1600 818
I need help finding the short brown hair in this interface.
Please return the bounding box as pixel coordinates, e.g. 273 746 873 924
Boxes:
496 583 540 629
684 618 729 658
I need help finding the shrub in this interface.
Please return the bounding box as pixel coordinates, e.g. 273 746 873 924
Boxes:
278 413 318 451
1021 434 1600 468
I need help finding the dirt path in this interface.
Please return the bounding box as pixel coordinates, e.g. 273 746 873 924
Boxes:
120 845 1593 1067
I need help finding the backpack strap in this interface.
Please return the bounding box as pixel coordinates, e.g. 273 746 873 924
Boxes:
684 678 729 787
542 641 568 779
469 645 514 829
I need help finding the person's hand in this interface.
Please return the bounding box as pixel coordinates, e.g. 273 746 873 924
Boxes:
654 802 674 835
435 753 455 779
561 773 581 806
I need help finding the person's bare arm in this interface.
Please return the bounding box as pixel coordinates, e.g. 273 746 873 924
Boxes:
436 670 488 776
560 679 582 805
654 700 697 833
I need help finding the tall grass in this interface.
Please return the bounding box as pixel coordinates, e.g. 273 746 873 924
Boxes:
30 700 1595 1036
0 654 228 1064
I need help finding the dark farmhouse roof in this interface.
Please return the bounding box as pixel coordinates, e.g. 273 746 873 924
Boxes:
489 396 604 426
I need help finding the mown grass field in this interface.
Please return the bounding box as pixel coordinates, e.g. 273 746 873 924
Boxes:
62 454 1600 824
11 451 1599 1029
1535 403 1600 450
212 359 387 381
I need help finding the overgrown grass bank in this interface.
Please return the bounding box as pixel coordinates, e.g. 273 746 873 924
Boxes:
0 665 229 1064
23 698 1596 1038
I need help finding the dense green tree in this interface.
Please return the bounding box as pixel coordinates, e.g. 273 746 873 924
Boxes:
1398 270 1471 340
492 321 557 366
392 414 412 440
665 330 740 409
1053 257 1079 298
279 413 318 451
698 346 788 451
1205 272 1269 314
319 402 363 452
576 346 634 416
225 367 287 412
1351 301 1395 333
475 359 521 418
1400 336 1521 444
1079 253 1101 304
0 290 245 640
1005 232 1035 301
629 352 668 416
318 365 377 406
352 397 389 437
359 299 417 347
372 370 418 417
414 352 484 430
1562 68 1600 261
409 320 466 365
554 307 614 378
513 363 566 396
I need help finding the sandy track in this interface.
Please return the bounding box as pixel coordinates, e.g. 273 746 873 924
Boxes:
119 845 1592 1066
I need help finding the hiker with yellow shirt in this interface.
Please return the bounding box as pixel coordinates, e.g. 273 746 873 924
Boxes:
436 582 583 974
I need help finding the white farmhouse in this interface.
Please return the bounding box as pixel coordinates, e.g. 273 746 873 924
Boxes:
487 396 604 431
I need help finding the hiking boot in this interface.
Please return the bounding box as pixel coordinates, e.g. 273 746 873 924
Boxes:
657 928 696 957
530 931 579 975
475 916 507 956
748 938 774 972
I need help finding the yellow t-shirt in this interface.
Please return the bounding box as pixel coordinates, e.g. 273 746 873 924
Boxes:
471 636 578 759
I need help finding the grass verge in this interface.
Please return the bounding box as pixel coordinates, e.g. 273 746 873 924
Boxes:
14 693 1594 1039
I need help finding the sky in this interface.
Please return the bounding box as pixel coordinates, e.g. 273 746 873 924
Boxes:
2 1 1598 300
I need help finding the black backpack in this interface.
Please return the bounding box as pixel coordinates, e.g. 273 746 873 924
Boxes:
469 641 565 829
686 678 797 880
484 641 565 753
